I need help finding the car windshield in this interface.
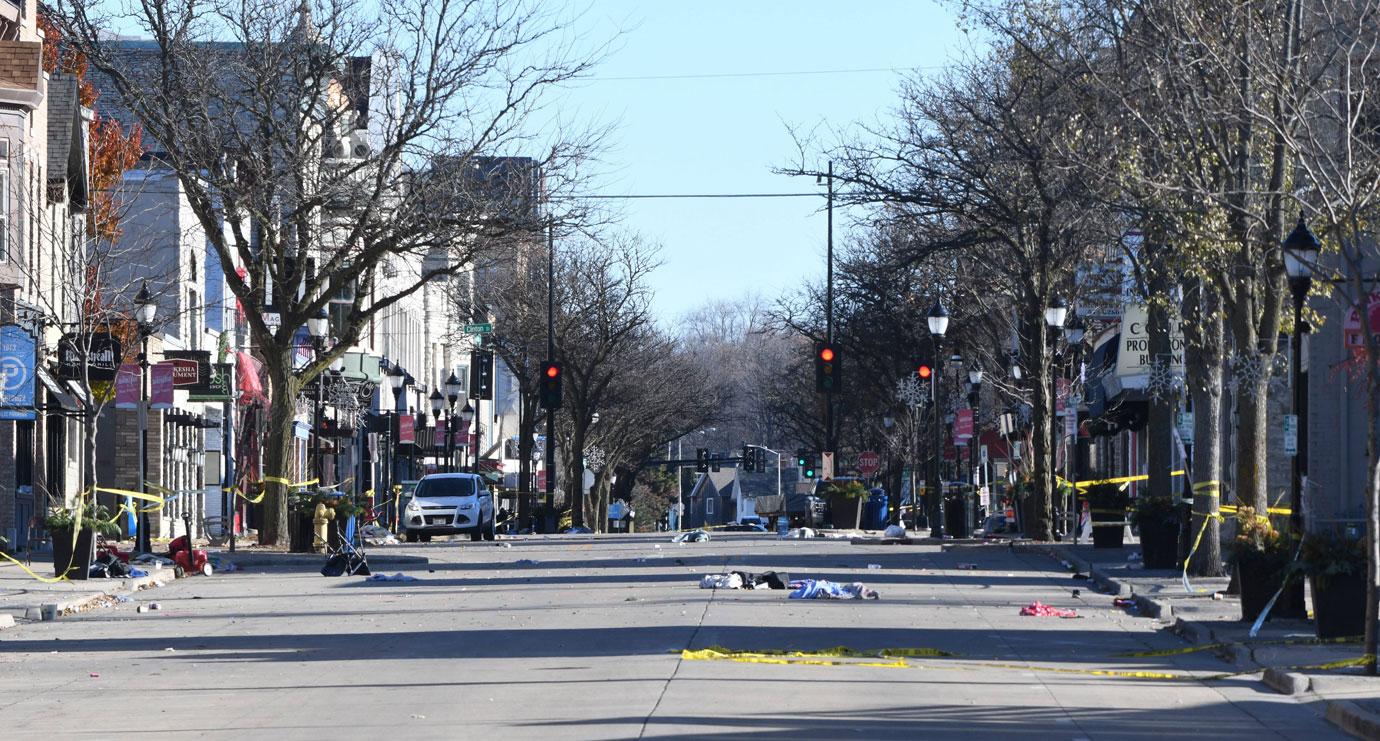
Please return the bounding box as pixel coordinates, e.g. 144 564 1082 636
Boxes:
416 477 477 498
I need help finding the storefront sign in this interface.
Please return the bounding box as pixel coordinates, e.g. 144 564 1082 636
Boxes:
57 332 122 382
1115 304 1185 378
0 324 35 418
1342 293 1380 352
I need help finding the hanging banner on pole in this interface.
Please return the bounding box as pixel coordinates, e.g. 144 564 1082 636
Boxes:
150 362 174 409
0 324 36 419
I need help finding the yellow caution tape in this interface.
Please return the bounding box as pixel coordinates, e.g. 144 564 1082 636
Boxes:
1117 642 1229 658
682 648 1213 681
0 551 75 583
1072 471 1185 490
694 645 956 660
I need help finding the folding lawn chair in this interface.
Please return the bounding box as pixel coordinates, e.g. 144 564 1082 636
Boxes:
320 516 370 576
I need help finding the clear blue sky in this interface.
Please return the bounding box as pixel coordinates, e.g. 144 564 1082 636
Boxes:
554 1 967 323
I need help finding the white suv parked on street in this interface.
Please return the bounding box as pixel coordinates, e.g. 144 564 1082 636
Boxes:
401 473 496 542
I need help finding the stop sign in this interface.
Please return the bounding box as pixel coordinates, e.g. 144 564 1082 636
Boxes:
856 451 880 476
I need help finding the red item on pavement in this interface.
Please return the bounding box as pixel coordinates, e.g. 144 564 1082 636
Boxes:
1020 601 1080 618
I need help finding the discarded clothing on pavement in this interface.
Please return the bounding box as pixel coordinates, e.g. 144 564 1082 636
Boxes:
699 571 791 590
673 530 710 543
783 528 817 539
1019 601 1080 618
883 525 907 539
787 579 879 600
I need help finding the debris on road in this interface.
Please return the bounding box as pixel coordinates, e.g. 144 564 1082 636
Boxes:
700 571 791 590
365 573 418 582
883 525 906 538
514 559 539 566
672 530 710 543
1019 601 1080 618
784 528 817 539
788 579 880 600
956 563 978 570
867 564 882 570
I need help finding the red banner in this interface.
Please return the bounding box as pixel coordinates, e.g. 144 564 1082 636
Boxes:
955 408 974 440
150 362 174 409
1343 293 1380 352
115 363 140 409
397 414 414 445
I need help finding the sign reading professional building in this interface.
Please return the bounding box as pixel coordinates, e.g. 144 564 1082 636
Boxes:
1115 304 1186 378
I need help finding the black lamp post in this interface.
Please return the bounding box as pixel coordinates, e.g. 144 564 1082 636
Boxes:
445 372 463 471
1283 213 1319 535
1063 313 1085 541
385 362 407 532
459 402 475 472
308 308 330 484
1044 296 1068 538
134 282 157 553
927 299 950 538
968 365 983 530
429 389 445 473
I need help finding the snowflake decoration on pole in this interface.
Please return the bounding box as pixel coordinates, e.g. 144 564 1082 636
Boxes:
1268 352 1291 397
1145 354 1182 401
1231 352 1268 400
896 375 926 407
584 445 606 472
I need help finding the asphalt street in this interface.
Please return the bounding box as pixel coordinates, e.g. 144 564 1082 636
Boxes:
0 534 1346 740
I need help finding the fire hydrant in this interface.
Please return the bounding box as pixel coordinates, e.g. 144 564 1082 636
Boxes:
313 502 331 553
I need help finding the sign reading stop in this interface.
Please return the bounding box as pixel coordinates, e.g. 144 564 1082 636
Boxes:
856 451 880 476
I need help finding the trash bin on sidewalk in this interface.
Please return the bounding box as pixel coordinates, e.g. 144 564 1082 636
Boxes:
945 494 968 537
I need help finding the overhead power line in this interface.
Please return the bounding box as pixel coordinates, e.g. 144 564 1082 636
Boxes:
588 66 940 82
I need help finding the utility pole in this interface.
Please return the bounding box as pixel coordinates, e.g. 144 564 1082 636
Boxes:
544 220 556 532
824 160 835 455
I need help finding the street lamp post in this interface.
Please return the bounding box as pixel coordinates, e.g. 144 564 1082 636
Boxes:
1044 296 1068 539
459 402 475 472
445 372 462 472
386 363 407 532
1064 314 1085 542
927 299 950 539
308 309 330 485
1283 214 1320 535
134 282 157 554
429 390 445 473
968 366 983 531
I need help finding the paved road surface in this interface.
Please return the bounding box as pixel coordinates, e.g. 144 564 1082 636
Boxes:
0 534 1344 739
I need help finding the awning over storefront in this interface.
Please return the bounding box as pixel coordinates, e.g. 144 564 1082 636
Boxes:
1085 332 1148 436
37 368 80 412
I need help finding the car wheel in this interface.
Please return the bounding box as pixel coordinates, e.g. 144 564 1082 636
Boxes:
405 530 419 543
483 520 495 541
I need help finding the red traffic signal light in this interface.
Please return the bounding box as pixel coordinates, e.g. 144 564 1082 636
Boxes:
539 360 563 409
815 342 841 392
918 364 932 379
545 365 560 379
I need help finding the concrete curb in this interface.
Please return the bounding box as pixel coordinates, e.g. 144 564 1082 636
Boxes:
1325 700 1380 740
9 571 178 627
209 551 429 568
1262 667 1311 695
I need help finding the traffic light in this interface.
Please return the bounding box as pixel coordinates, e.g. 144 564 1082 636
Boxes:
917 364 932 381
470 350 494 400
815 342 841 393
796 448 808 468
742 445 756 472
539 361 562 409
803 451 817 479
696 447 710 473
756 447 768 472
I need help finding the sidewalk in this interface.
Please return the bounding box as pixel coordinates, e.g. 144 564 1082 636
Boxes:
0 542 428 629
0 553 174 625
1018 540 1380 739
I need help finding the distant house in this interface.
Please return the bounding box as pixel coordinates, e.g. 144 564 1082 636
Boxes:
684 469 741 529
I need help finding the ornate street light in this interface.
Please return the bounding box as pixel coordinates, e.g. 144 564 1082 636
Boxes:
1045 295 1068 330
307 307 330 340
459 402 476 472
927 299 949 538
1283 213 1320 534
444 371 463 407
133 282 158 553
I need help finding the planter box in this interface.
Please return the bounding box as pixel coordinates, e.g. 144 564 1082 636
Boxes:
1312 573 1367 639
51 528 95 580
1138 518 1181 569
828 495 862 530
288 512 314 553
1239 560 1307 623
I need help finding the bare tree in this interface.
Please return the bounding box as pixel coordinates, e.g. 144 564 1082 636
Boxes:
53 0 604 543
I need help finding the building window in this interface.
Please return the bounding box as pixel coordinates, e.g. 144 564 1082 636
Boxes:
705 497 714 516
